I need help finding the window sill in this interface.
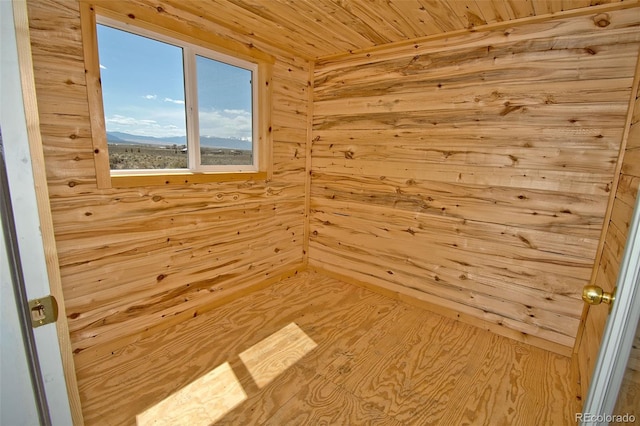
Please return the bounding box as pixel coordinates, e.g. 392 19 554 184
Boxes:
109 171 268 188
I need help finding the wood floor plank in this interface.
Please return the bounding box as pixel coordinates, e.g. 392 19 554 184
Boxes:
325 304 483 423
440 334 528 425
214 284 401 424
77 271 397 425
263 373 403 426
443 334 574 425
76 271 575 425
75 272 339 424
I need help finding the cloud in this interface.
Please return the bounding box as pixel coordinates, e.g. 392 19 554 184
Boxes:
144 94 157 100
104 107 251 140
99 64 107 70
164 97 185 105
106 115 157 126
223 109 250 116
105 114 184 137
199 108 252 140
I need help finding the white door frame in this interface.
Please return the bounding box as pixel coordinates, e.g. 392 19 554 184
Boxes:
581 192 640 425
1 1 73 424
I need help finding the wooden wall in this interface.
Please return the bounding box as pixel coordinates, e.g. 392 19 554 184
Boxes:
309 8 640 356
24 0 640 420
577 57 640 400
26 0 309 419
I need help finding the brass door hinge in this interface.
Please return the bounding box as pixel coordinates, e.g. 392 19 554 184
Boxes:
28 295 58 328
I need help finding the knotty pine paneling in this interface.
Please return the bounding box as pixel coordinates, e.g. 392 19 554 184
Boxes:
310 7 640 355
154 0 632 60
26 0 309 393
577 61 640 400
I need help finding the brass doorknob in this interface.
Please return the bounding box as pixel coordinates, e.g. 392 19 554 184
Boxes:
582 285 615 306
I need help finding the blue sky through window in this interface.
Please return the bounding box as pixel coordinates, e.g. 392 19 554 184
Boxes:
196 55 252 141
97 24 253 142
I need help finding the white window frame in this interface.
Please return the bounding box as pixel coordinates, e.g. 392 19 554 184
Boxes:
97 15 260 175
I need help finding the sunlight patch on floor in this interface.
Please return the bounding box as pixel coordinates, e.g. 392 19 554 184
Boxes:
136 322 316 424
136 362 246 426
239 322 318 388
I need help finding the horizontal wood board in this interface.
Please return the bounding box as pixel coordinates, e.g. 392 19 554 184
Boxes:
26 0 310 403
310 7 640 354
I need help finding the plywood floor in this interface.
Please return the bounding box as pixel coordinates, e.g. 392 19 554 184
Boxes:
76 271 577 425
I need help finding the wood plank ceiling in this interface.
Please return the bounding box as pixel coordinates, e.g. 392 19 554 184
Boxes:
160 0 633 60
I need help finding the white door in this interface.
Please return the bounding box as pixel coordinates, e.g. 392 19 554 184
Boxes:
1 149 48 425
0 1 73 424
581 193 640 425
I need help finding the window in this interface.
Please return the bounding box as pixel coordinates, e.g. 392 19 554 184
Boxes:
81 5 273 188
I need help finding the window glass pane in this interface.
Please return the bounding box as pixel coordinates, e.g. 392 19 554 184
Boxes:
196 55 253 166
97 24 188 170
